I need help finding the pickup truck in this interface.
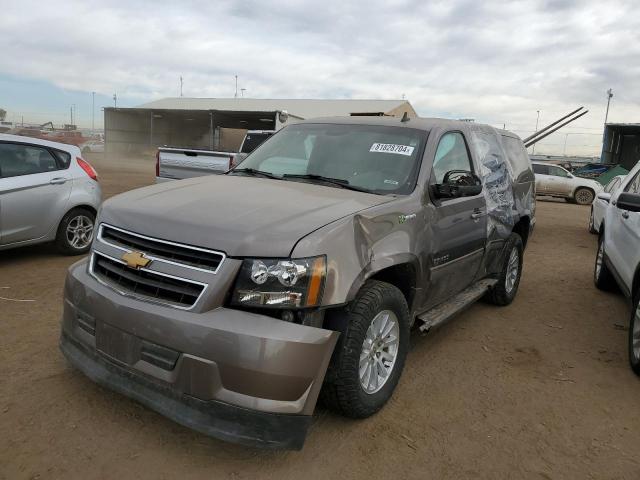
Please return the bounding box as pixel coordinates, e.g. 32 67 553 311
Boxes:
155 130 274 182
60 116 535 449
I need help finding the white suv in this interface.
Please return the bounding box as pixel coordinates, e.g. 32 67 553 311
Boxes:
0 134 102 254
594 160 640 375
532 161 603 205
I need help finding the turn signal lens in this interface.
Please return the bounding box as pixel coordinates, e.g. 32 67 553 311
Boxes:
305 257 326 306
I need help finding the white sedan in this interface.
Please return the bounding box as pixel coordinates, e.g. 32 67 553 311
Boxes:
532 161 603 205
589 175 626 233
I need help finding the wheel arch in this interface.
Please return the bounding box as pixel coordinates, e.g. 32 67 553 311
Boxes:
344 255 420 312
512 215 531 248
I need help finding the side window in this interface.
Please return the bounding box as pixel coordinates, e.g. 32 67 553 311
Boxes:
604 178 620 193
432 132 473 183
624 171 640 194
0 143 60 178
532 164 549 175
548 166 570 178
501 136 530 177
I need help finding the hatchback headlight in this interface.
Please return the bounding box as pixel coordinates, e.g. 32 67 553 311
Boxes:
231 256 326 308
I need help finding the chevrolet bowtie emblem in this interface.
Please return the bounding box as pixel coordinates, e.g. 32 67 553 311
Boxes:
121 251 152 269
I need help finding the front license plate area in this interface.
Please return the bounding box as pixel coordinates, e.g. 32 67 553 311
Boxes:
96 321 141 366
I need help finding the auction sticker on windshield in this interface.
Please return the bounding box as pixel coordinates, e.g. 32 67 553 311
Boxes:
370 143 415 156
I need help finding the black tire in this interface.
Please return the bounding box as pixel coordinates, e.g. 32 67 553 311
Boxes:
629 287 640 376
594 233 616 291
55 208 96 255
629 288 640 376
588 207 598 234
320 280 410 418
485 233 524 306
574 187 594 205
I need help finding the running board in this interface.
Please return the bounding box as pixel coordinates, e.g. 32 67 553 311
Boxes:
417 279 498 333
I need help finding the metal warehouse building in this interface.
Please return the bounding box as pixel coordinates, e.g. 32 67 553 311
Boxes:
103 98 417 155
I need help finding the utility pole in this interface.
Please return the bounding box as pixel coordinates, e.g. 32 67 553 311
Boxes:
113 93 117 108
92 92 95 131
180 76 183 97
70 106 73 125
604 88 613 125
532 110 540 154
234 75 238 98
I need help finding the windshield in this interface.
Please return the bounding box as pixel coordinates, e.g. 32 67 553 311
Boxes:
231 123 427 194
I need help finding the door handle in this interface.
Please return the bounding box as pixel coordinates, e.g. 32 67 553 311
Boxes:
50 177 67 185
622 211 630 219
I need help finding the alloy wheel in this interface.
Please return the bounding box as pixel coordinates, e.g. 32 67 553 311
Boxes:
66 215 94 250
505 247 519 294
359 310 400 394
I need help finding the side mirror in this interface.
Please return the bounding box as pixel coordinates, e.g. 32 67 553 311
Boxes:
616 192 640 212
597 192 612 203
433 170 483 199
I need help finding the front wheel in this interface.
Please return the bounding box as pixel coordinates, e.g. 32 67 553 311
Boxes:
594 234 616 291
588 207 598 234
321 280 410 418
485 233 524 306
574 188 595 205
629 289 640 376
55 208 96 255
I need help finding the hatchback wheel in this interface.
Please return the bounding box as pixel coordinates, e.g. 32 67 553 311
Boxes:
321 280 409 418
574 188 594 205
56 208 96 255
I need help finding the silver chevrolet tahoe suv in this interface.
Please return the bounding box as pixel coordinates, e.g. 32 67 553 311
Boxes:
59 117 535 449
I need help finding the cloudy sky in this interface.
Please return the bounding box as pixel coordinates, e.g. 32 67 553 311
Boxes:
1 0 638 155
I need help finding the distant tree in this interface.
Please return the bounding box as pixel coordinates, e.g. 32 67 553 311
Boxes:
0 109 6 121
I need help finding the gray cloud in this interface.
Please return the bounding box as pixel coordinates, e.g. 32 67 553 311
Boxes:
0 0 638 154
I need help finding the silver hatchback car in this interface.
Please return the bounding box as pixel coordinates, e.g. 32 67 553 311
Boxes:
0 133 102 254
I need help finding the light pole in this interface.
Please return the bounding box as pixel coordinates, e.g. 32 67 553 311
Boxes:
532 110 540 154
113 93 117 108
234 75 238 98
241 88 246 97
92 92 95 131
604 88 613 125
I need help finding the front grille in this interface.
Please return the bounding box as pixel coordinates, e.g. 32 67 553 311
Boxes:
100 224 224 273
92 252 205 308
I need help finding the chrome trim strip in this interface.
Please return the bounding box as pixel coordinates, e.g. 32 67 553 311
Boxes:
430 247 485 271
89 251 208 311
98 223 226 274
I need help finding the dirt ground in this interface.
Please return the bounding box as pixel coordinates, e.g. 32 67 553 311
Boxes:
1 154 639 480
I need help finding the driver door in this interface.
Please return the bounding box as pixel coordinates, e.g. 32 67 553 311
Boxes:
425 131 487 308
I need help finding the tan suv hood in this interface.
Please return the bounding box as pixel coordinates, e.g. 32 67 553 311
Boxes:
99 175 394 257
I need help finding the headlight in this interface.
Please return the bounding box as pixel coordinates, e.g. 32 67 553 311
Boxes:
231 256 326 308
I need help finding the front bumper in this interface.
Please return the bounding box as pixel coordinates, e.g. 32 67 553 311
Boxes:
60 259 339 449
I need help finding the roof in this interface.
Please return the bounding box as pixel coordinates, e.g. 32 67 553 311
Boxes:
0 133 81 152
292 115 517 137
136 98 414 119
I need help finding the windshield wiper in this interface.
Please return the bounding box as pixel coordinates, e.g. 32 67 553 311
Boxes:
230 168 281 179
282 174 372 193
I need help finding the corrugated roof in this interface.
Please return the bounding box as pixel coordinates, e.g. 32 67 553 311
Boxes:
137 98 413 119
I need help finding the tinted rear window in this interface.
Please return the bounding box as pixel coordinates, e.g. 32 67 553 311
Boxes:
532 163 549 175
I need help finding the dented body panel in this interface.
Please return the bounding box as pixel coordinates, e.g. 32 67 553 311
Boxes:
60 116 535 449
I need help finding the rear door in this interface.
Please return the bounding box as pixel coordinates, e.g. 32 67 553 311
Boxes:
426 131 487 306
546 165 574 195
608 169 640 289
532 163 550 193
0 142 72 244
